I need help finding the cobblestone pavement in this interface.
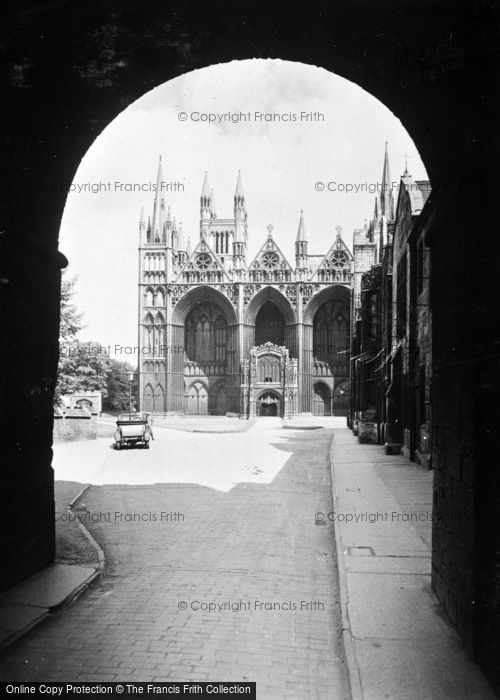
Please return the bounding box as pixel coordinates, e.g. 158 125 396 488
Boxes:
0 419 349 700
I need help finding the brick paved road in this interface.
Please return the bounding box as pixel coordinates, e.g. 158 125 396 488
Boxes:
0 420 349 700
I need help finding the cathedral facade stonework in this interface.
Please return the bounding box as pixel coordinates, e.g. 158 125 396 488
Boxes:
137 158 353 417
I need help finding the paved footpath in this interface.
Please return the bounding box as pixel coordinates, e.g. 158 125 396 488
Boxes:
0 419 349 700
331 428 496 700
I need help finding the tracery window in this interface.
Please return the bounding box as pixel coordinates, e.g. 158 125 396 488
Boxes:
184 302 228 365
261 252 279 269
330 251 348 269
257 355 281 383
313 301 349 368
195 253 212 270
255 302 285 346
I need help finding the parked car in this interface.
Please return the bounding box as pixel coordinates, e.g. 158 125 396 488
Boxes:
114 412 152 449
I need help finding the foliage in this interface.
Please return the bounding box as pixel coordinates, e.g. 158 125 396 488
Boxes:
55 273 136 410
59 274 84 341
102 358 138 413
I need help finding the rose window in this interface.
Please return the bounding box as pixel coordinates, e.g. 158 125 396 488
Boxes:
195 253 211 270
330 251 348 269
261 252 279 270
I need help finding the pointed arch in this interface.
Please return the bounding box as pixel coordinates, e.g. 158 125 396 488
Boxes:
313 381 332 417
155 288 165 307
143 383 154 412
143 312 154 350
185 380 208 415
244 286 296 326
304 284 351 324
214 315 227 362
172 285 237 325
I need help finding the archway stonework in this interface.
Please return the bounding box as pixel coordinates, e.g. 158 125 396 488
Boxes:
302 284 351 414
140 285 239 415
4 7 499 690
313 381 333 417
240 342 298 418
255 389 281 417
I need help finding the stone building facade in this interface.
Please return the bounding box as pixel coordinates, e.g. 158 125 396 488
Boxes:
137 158 353 417
350 153 432 466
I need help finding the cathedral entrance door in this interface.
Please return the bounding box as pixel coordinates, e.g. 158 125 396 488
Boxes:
257 391 281 417
186 382 208 415
313 382 331 416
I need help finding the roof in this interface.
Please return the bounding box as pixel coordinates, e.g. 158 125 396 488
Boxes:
400 175 431 215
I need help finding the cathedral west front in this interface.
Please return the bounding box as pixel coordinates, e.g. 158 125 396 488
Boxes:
137 157 363 417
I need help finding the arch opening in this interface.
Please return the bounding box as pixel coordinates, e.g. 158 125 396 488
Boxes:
255 301 285 347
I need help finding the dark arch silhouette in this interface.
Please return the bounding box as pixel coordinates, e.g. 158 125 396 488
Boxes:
172 285 238 326
244 286 296 326
3 5 499 690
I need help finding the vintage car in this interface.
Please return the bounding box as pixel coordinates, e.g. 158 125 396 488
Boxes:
114 413 152 449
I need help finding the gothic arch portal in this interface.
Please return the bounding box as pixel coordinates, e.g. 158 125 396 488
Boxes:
172 285 237 326
313 381 332 417
184 302 227 364
185 381 208 415
256 389 282 417
244 286 296 327
10 8 498 690
303 284 351 325
255 301 285 347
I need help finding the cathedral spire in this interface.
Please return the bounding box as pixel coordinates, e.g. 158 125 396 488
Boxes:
295 210 309 271
234 170 248 245
186 235 192 256
235 170 244 198
210 187 217 218
380 142 395 220
151 155 164 239
177 222 186 251
296 209 308 241
201 171 210 198
171 216 177 249
200 171 212 238
234 170 246 212
403 153 410 177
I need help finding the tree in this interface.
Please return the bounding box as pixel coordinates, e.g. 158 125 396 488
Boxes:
55 341 111 407
59 274 84 342
102 359 137 413
55 274 110 408
55 273 137 412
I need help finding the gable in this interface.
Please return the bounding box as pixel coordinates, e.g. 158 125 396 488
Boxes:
311 232 353 282
248 235 294 282
175 237 231 283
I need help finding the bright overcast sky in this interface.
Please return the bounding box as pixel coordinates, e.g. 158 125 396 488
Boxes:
60 58 428 357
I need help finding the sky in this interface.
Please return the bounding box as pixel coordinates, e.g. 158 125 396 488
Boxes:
59 58 428 357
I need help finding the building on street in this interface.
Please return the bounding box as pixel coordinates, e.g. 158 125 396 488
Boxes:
137 159 355 417
350 155 432 466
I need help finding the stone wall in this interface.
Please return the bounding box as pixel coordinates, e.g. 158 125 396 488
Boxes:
53 410 98 441
430 184 500 689
1 2 498 690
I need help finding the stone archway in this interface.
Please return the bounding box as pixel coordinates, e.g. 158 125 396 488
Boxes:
256 390 282 417
313 382 332 417
255 301 285 347
185 381 208 415
4 8 499 690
